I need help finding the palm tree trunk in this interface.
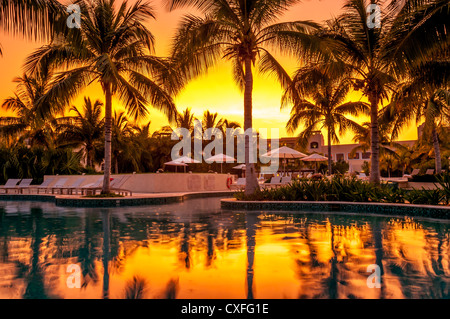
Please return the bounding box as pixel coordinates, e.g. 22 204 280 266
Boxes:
369 93 380 184
243 57 259 195
86 145 92 169
327 128 332 176
432 126 442 173
102 82 112 194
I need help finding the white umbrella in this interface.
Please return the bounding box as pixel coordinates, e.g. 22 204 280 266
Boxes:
233 164 246 170
301 153 328 173
261 146 307 172
172 156 201 164
205 153 236 173
164 156 200 173
164 160 188 173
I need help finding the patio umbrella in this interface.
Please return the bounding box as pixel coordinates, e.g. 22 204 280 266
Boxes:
205 153 236 173
261 146 307 173
164 156 200 173
233 164 246 170
163 160 188 173
301 153 328 173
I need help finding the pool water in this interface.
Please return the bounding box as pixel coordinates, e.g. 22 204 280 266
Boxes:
0 198 449 299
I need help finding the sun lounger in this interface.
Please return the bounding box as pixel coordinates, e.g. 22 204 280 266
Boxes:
425 169 434 175
78 176 133 196
281 176 291 185
0 179 21 194
31 177 55 194
262 176 283 189
77 176 104 195
231 178 246 190
49 178 69 194
61 177 87 195
15 179 33 194
403 168 420 180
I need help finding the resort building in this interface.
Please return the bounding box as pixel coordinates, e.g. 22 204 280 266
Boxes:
276 125 422 173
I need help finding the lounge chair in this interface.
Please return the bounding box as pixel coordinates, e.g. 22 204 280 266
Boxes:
85 175 133 196
425 169 434 175
231 178 246 190
32 178 55 194
403 168 420 180
62 177 87 195
281 176 292 185
262 176 282 189
49 178 69 194
0 179 21 194
15 179 33 194
77 176 104 195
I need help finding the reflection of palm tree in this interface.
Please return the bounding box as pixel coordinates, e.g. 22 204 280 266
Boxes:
164 278 179 299
326 223 339 299
102 210 111 299
78 213 99 288
123 276 147 299
179 222 191 270
23 209 48 299
373 219 385 299
245 213 258 299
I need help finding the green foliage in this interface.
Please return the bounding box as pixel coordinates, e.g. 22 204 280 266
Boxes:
0 145 83 184
436 173 450 205
361 161 370 175
331 161 349 174
235 175 449 206
404 188 444 206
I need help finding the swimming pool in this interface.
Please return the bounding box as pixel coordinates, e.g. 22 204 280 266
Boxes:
0 197 449 299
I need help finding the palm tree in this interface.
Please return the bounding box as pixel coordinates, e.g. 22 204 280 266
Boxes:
111 111 135 174
381 56 450 173
25 0 177 193
176 107 197 133
56 97 104 169
165 0 319 194
284 65 369 175
295 0 450 184
0 70 58 149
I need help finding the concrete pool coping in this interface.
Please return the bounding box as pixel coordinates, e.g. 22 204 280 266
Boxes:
0 190 236 207
220 198 450 220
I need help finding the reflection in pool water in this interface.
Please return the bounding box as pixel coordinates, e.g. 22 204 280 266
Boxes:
0 198 449 299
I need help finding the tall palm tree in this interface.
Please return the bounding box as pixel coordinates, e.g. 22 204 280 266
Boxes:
294 0 450 184
25 0 177 193
284 65 369 175
165 0 319 194
0 70 58 149
56 97 104 169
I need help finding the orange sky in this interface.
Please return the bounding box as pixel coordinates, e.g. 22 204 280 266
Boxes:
0 0 419 143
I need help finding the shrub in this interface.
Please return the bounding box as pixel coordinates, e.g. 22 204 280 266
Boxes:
234 175 447 206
